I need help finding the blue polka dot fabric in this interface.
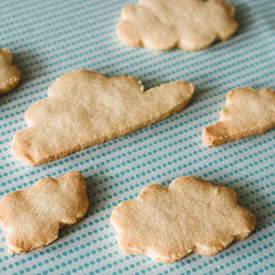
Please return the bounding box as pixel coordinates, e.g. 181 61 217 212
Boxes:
0 0 275 274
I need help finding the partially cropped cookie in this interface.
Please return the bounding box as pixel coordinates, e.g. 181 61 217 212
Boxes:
118 0 238 51
12 70 194 166
0 48 21 95
110 176 255 263
203 87 275 147
0 171 89 254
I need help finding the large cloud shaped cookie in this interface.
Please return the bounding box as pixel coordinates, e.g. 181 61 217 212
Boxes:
110 176 255 263
0 171 89 254
0 48 21 95
203 87 275 146
12 70 194 166
118 0 238 51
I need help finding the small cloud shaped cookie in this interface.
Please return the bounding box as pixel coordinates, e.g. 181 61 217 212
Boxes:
110 176 255 263
0 48 21 96
12 70 194 166
203 87 275 146
0 171 89 254
118 0 238 51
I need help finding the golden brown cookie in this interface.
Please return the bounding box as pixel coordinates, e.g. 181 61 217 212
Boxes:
110 176 255 263
203 87 275 147
12 70 194 166
0 48 21 96
118 0 238 51
0 171 89 254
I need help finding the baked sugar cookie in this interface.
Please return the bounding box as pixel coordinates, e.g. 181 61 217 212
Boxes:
110 176 255 263
0 48 21 95
0 171 89 254
118 0 238 51
12 70 194 166
203 87 275 146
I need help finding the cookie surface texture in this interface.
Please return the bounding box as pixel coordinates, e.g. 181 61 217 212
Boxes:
12 70 194 166
110 176 255 263
0 171 89 254
203 87 275 146
117 0 238 51
0 48 21 95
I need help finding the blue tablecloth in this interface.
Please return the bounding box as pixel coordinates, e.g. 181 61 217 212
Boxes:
0 0 274 274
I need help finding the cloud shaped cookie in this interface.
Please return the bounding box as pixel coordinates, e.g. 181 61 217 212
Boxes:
203 87 275 147
110 176 255 263
118 0 238 51
0 48 21 96
0 171 89 254
12 70 194 166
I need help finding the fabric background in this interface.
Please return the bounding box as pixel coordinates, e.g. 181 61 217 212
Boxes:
0 0 274 274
